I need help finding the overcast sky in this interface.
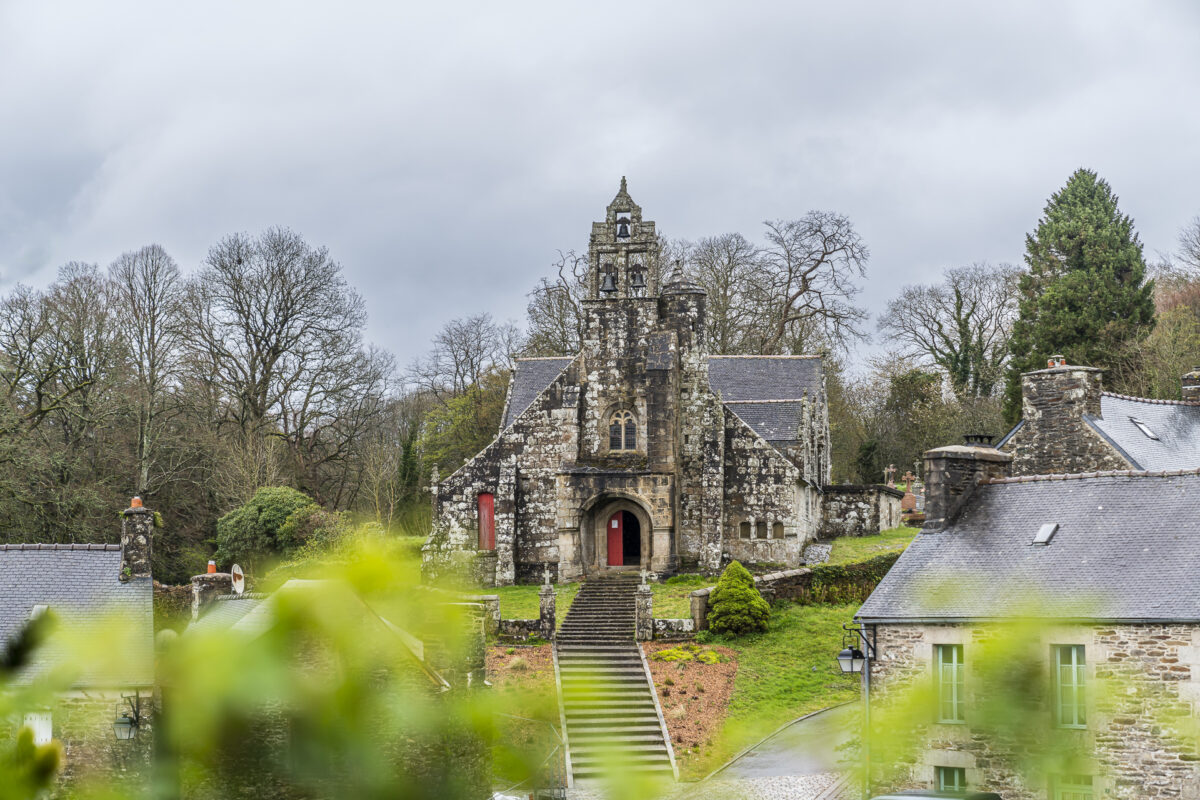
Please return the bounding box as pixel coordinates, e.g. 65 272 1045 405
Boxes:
2 1 1198 372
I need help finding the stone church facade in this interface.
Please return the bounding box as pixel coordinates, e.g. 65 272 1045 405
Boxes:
423 180 831 586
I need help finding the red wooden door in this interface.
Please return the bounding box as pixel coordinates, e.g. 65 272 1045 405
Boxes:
607 512 623 566
478 493 495 550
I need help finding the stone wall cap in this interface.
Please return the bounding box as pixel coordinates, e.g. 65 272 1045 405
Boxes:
1022 364 1104 377
924 444 1014 462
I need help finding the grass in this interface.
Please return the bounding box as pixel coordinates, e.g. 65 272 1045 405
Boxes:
826 526 916 565
653 573 707 617
491 582 581 623
688 602 861 779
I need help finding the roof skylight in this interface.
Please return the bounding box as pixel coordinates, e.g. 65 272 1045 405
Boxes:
1033 523 1059 546
1129 417 1159 440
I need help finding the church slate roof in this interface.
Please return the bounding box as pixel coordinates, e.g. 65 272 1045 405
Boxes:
857 471 1200 623
1084 393 1200 471
0 544 154 686
502 357 574 428
500 354 824 444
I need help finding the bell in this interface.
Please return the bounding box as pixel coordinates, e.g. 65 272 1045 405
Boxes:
630 270 647 290
599 273 617 293
616 220 630 239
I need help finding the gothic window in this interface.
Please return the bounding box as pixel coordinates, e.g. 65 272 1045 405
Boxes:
755 521 768 539
609 410 636 451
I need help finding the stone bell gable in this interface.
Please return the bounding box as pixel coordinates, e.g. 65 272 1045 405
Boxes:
423 180 832 586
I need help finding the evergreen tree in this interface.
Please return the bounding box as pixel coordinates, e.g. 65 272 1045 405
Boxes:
707 561 770 635
1003 169 1155 421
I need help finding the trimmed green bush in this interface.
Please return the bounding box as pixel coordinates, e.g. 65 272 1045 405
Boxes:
707 561 770 635
214 486 317 569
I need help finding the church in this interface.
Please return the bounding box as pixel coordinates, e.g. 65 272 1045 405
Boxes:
423 180 832 586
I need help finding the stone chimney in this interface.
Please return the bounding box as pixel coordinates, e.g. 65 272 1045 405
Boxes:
190 571 233 621
1183 367 1200 402
120 497 153 581
1013 357 1104 475
923 439 1013 530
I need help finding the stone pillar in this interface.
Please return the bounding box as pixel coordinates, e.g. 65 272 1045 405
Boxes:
636 583 654 642
191 573 233 620
1183 367 1200 402
478 595 500 636
120 497 154 581
690 588 711 631
538 583 556 641
924 442 1013 531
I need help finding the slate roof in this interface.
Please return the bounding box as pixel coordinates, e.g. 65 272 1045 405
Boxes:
500 353 824 445
0 544 154 687
1084 393 1200 470
501 357 573 428
857 470 1200 623
184 593 266 635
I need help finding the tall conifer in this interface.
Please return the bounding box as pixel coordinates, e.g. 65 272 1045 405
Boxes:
1003 169 1155 421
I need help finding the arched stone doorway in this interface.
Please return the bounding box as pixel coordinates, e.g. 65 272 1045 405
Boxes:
580 494 653 572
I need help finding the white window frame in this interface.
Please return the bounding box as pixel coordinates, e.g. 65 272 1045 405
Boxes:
21 711 51 746
1054 645 1087 728
936 644 965 723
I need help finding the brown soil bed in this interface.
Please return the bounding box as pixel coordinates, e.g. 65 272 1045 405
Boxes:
642 641 739 775
486 644 562 788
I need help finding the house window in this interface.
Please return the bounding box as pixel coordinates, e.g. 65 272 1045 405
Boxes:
21 712 51 746
739 522 751 539
936 644 965 723
477 493 495 551
1054 774 1094 800
755 521 768 539
1054 645 1086 728
609 410 636 451
936 766 966 793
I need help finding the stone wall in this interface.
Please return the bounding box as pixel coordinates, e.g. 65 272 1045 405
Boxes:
723 408 811 568
867 621 1200 800
818 485 904 539
1002 364 1133 476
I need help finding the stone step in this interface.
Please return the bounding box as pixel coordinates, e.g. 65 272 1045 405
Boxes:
571 748 671 761
564 709 661 721
557 644 640 652
572 763 673 778
567 726 664 738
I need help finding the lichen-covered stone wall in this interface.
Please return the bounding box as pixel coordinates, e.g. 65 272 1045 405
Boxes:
867 622 1200 800
818 485 904 539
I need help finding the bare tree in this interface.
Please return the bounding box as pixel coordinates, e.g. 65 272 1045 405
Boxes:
1179 216 1200 273
878 263 1020 400
407 312 506 402
524 251 587 356
109 244 185 494
688 233 760 354
185 227 391 502
751 213 870 354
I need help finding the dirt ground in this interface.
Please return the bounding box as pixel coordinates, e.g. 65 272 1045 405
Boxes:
642 641 739 775
487 643 555 691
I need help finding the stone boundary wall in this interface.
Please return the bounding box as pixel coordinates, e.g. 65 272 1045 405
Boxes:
653 618 695 640
465 586 556 643
818 484 904 539
689 554 902 630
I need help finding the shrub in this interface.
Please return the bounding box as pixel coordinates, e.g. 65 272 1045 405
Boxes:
706 561 770 635
696 650 722 665
278 505 353 552
652 647 694 663
214 487 317 569
508 656 528 671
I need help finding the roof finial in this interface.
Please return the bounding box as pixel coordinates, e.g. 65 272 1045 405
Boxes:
669 258 684 283
620 176 627 193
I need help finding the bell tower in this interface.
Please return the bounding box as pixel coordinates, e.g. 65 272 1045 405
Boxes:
587 177 662 299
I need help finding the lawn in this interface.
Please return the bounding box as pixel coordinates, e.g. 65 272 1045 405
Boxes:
653 573 707 617
491 582 581 623
686 602 862 778
826 526 916 565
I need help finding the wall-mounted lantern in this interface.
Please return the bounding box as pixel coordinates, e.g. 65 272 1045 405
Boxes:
112 692 142 740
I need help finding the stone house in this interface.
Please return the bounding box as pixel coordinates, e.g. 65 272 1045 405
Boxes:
1000 355 1200 475
0 499 156 795
856 439 1200 799
423 179 833 586
181 577 491 798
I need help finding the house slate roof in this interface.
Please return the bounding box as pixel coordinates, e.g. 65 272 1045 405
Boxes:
500 354 824 445
857 470 1200 623
1084 393 1200 471
0 544 154 687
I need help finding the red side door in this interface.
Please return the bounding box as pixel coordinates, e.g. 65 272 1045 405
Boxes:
478 493 495 550
607 512 623 566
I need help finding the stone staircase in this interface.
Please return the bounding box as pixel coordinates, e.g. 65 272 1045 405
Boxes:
555 573 676 784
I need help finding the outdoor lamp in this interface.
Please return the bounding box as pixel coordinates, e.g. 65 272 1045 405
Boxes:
112 692 141 740
112 713 137 740
837 645 866 674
